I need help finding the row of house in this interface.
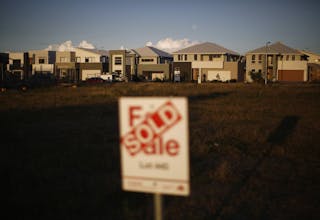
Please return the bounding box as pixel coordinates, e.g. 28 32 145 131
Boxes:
1 42 320 83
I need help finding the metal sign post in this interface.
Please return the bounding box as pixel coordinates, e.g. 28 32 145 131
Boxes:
154 193 163 220
119 97 190 219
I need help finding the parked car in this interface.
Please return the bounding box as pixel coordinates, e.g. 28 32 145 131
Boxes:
85 77 105 83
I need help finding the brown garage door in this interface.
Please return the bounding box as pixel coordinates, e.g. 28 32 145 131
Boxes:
278 70 304 82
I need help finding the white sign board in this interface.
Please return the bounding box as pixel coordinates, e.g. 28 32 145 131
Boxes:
119 97 189 196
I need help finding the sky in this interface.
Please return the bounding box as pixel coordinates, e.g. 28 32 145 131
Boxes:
0 0 319 54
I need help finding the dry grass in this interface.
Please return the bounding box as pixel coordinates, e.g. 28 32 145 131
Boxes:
2 82 320 219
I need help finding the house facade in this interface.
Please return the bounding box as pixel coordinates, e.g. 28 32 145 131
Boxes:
109 50 136 81
74 48 109 81
131 46 173 81
0 53 9 80
7 52 31 79
300 50 320 82
172 42 243 82
55 51 77 82
246 42 308 82
29 50 56 75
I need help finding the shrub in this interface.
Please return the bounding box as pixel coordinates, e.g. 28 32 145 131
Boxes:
250 71 264 83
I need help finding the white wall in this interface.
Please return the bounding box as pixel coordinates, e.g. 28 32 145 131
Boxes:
207 70 231 82
8 53 24 65
82 70 101 80
32 64 54 74
192 61 223 69
277 60 308 81
75 48 100 63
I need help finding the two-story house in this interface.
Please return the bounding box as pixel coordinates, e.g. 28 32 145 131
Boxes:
74 48 109 81
55 51 77 82
109 50 136 81
131 46 173 81
7 52 31 79
300 50 320 82
0 53 9 79
172 42 242 82
246 42 308 82
29 50 56 75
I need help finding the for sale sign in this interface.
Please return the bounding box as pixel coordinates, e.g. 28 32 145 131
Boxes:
119 97 189 196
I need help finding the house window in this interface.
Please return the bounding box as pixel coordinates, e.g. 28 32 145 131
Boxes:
141 59 154 62
194 54 197 61
39 58 45 64
85 58 89 63
279 55 283 61
184 55 187 61
12 59 21 68
258 55 262 63
286 55 289 61
251 69 255 73
292 55 295 61
209 55 213 61
252 55 256 63
115 57 122 65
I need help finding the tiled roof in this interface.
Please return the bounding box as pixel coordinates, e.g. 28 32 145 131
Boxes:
246 42 301 54
172 42 239 55
132 46 172 58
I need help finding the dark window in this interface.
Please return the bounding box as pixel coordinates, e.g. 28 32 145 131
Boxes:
286 55 289 61
194 54 197 61
115 57 122 65
85 58 89 63
252 55 256 63
12 59 21 68
141 59 154 62
101 56 107 63
39 58 45 64
184 55 187 61
209 55 213 61
258 55 262 63
292 55 295 61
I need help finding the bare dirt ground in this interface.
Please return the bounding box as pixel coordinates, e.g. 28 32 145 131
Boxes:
2 83 320 219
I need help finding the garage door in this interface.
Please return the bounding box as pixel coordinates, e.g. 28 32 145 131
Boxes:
278 70 304 82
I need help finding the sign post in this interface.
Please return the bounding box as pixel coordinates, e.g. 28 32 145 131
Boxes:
119 97 190 219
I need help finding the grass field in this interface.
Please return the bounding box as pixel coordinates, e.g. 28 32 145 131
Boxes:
3 82 320 219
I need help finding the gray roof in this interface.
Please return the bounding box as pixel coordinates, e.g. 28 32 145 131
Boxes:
76 48 109 56
246 42 301 55
132 46 172 58
173 42 239 55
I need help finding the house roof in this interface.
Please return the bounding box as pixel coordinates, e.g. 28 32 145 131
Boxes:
75 48 109 56
299 50 320 57
132 46 172 58
172 42 239 55
246 42 302 55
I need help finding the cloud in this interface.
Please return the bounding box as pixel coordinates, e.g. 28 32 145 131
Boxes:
45 40 95 51
145 41 153 47
78 40 95 49
146 38 199 52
